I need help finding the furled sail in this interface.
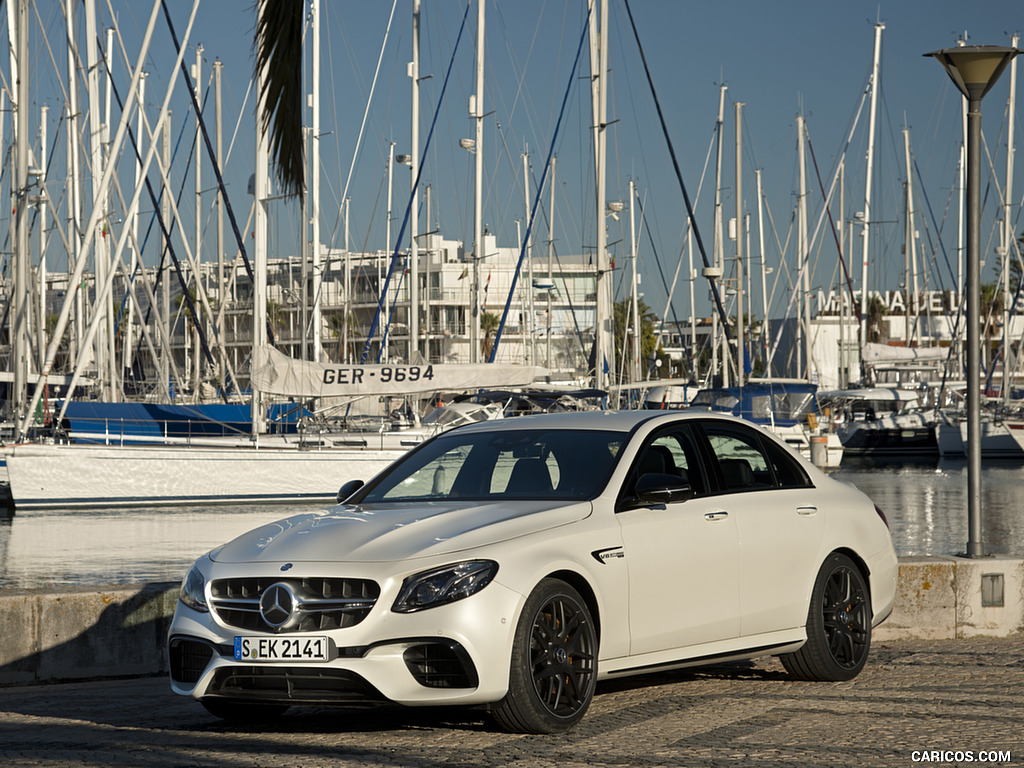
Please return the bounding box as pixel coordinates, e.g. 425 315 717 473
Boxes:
250 345 546 398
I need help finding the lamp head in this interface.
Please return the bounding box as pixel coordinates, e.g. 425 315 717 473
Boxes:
925 45 1019 102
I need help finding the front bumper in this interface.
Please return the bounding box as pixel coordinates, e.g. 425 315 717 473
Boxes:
169 579 524 708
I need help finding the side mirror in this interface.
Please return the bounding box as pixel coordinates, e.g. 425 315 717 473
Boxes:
337 479 365 504
635 472 693 505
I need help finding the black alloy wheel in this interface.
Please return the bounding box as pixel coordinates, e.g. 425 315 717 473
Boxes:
780 552 872 681
492 578 598 733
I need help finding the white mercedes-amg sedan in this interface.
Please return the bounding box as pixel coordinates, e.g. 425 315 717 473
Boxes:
169 410 897 733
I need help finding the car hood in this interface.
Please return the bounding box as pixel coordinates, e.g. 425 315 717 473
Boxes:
211 499 592 564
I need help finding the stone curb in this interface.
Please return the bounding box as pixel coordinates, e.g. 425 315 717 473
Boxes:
0 557 1021 686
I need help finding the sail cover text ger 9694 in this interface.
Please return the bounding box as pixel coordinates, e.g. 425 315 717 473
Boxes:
250 345 547 398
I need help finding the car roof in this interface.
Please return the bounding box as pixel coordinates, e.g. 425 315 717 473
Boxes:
444 408 746 435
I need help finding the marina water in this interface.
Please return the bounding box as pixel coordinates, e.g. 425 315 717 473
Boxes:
1 461 1022 590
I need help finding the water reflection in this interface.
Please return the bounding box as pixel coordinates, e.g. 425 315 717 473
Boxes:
832 458 1023 558
0 502 323 590
1 462 1022 590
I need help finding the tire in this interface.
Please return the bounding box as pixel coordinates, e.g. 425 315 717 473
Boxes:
201 698 290 721
780 552 872 681
491 578 598 734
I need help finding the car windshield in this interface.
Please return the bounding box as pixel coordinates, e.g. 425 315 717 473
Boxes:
358 428 626 502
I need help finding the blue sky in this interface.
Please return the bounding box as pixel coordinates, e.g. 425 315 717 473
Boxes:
17 0 1024 322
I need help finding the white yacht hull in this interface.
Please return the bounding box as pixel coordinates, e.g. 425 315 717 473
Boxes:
937 419 1024 458
5 442 406 510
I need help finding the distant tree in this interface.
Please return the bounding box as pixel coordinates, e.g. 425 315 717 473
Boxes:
613 298 659 376
980 282 1004 370
866 295 888 344
481 311 500 360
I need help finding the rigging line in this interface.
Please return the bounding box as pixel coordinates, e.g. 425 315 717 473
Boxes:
116 81 211 357
519 161 593 361
979 130 1019 391
101 38 232 401
913 156 959 289
360 0 472 364
491 0 545 147
326 0 398 248
635 183 690 371
621 0 730 341
83 13 194 387
34 0 178 436
0 104 69 342
160 0 258 292
224 69 254 170
805 131 861 323
488 2 590 363
661 119 716 346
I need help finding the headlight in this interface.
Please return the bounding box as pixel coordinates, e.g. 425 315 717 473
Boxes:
392 560 498 613
178 562 209 613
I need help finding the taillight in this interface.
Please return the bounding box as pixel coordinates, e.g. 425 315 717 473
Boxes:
874 504 889 529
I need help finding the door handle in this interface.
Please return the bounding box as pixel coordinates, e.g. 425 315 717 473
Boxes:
797 506 818 516
704 511 729 521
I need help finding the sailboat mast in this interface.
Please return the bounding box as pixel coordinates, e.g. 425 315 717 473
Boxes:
735 101 744 387
408 0 419 361
797 113 809 381
470 0 484 364
1003 34 1018 407
712 84 726 386
522 149 534 364
859 22 884 376
253 6 270 437
64 0 83 366
13 0 29 438
126 72 146 388
547 155 555 369
85 0 115 401
756 169 769 374
629 179 641 386
161 114 171 401
902 128 916 347
384 140 394 362
589 0 612 391
311 0 322 363
193 44 203 393
38 105 49 375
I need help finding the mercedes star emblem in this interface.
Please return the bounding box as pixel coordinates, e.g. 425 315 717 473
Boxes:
259 582 296 629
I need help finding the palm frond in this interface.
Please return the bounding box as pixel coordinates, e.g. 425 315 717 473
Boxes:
255 0 304 197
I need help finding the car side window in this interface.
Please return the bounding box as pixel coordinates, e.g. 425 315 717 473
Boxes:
702 422 774 493
624 425 706 501
760 433 813 488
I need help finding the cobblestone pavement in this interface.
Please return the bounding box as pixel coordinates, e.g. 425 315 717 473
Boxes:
0 637 1021 768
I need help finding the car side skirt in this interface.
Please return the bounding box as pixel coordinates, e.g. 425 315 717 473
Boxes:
599 631 805 679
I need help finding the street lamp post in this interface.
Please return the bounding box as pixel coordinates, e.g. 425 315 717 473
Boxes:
926 45 1019 558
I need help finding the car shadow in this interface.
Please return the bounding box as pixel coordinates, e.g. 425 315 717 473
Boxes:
596 658 792 697
0 582 178 686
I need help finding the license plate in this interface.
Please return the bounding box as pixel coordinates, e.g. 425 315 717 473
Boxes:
234 636 330 662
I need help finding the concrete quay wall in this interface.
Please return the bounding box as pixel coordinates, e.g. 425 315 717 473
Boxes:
0 557 1021 687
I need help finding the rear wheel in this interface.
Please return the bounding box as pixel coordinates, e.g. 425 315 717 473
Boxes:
780 552 871 681
492 578 597 733
201 698 290 721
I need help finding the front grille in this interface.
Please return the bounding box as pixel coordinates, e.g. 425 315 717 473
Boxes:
210 577 379 633
207 666 386 705
403 642 478 689
169 637 216 684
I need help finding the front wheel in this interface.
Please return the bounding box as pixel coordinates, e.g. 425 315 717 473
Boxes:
780 552 872 681
492 578 598 734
